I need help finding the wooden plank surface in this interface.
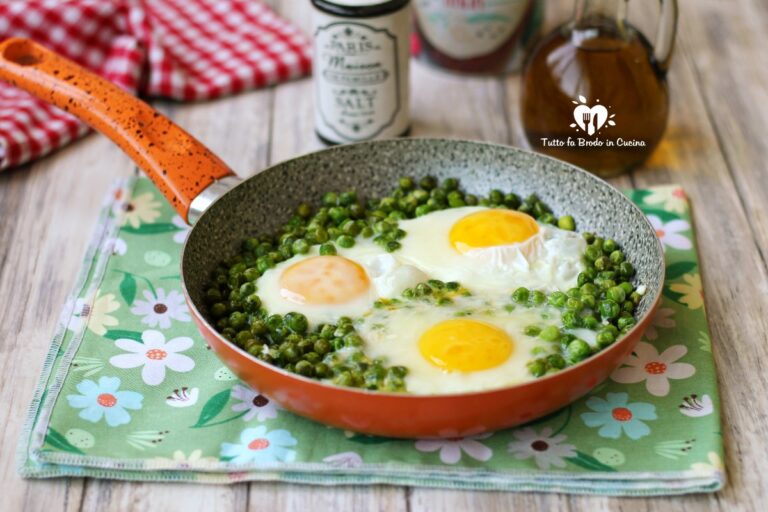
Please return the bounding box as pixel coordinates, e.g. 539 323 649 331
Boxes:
1 0 767 510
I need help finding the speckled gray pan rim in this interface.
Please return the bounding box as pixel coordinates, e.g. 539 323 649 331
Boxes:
182 138 664 323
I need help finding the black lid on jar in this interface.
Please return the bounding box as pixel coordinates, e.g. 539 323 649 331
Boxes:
311 0 410 18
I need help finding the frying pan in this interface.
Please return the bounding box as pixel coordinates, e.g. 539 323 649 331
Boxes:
0 38 664 438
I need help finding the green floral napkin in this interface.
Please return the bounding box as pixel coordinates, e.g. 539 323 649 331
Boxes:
18 177 724 495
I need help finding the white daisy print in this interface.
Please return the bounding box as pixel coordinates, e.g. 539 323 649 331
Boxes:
230 384 280 422
611 342 695 396
643 307 676 340
166 387 200 408
131 288 190 329
648 214 692 251
102 237 127 255
415 433 493 465
507 427 577 469
323 451 363 468
679 394 714 417
171 215 192 244
109 330 195 386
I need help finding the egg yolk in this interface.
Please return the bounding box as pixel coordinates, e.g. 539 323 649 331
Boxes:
418 319 514 372
279 255 370 305
449 209 539 253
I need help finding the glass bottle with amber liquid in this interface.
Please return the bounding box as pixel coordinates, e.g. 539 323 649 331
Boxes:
520 0 678 177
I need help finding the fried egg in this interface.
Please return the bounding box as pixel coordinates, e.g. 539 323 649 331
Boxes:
397 206 586 293
258 239 427 325
358 294 563 394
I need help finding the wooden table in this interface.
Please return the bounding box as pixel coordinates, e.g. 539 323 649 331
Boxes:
1 1 766 510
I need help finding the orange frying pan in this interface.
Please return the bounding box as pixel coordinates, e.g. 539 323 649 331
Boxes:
0 38 664 438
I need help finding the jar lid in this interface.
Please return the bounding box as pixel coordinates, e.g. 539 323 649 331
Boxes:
311 0 409 18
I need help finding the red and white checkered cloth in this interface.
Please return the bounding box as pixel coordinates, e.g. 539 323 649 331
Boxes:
0 0 311 170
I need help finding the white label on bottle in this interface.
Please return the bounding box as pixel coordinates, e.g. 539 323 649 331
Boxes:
415 0 531 59
314 7 410 143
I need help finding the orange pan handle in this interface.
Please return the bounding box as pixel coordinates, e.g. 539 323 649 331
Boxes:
0 38 235 223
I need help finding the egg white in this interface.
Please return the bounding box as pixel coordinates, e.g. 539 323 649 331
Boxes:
396 206 587 294
257 238 427 325
358 294 563 394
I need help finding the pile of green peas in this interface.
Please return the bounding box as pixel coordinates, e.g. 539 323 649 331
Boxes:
514 234 641 377
202 174 632 389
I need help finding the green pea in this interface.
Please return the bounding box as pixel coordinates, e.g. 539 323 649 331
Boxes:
281 346 300 363
622 300 635 313
618 261 635 278
489 189 504 205
580 283 598 296
318 324 335 340
585 245 602 262
415 283 433 296
246 341 264 357
465 194 479 206
630 291 642 305
606 286 626 303
210 302 228 318
599 299 620 320
594 256 611 271
565 298 583 311
312 339 330 356
562 310 582 329
548 291 567 308
581 294 596 309
539 213 556 225
547 353 566 369
415 204 432 217
603 239 618 253
314 363 331 378
618 316 636 330
250 320 268 336
524 325 541 336
527 359 547 377
399 176 415 190
344 333 364 347
531 290 546 305
597 330 616 348
322 192 338 206
583 315 600 330
567 339 591 362
336 235 355 248
341 219 360 236
294 360 314 377
539 325 561 342
283 312 308 334
229 312 247 329
339 191 356 206
402 287 414 299
566 287 582 298
266 314 283 330
448 196 466 208
419 176 437 190
557 215 576 231
235 330 253 345
319 242 337 256
239 282 255 297
504 192 521 209
442 177 459 190
619 281 634 295
243 293 262 313
582 231 595 243
386 241 402 252
512 287 530 303
334 371 353 387
243 266 261 281
291 238 310 255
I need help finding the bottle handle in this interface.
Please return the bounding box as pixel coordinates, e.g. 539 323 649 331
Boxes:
654 0 678 74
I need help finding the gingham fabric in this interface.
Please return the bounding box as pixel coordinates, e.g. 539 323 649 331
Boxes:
0 0 311 170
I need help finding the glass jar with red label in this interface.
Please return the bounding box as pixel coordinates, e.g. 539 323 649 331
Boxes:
412 0 543 74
